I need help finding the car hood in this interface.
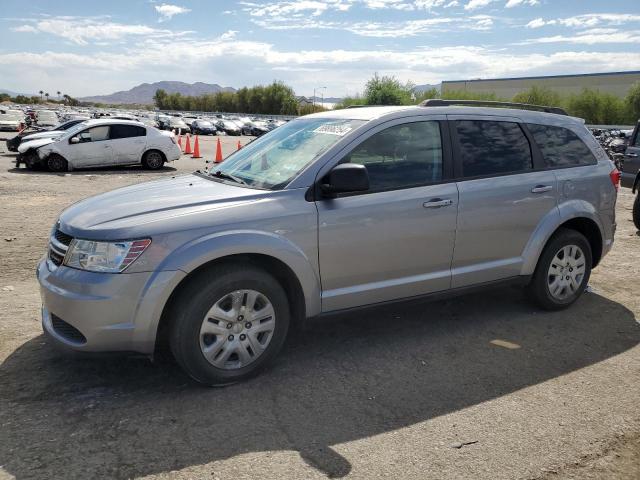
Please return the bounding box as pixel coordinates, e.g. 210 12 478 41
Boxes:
24 130 65 140
58 173 269 239
18 137 58 153
0 119 20 125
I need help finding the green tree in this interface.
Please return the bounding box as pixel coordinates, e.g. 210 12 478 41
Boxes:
364 73 413 105
414 88 439 104
626 82 640 123
333 95 366 109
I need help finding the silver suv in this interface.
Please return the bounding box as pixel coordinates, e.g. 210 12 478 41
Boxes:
38 101 619 385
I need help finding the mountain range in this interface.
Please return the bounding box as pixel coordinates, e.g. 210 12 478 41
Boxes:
79 81 236 105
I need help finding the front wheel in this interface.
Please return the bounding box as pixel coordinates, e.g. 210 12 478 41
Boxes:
527 228 592 310
633 193 640 231
169 264 291 386
47 154 68 172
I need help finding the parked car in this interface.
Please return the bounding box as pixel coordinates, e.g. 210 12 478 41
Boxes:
37 101 618 386
0 109 24 131
215 119 241 136
633 170 640 230
17 119 181 171
36 110 59 127
6 118 88 152
192 119 217 135
167 117 191 134
240 121 270 137
621 119 639 189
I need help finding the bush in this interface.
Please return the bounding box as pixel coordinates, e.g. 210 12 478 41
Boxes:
512 86 562 107
364 73 413 106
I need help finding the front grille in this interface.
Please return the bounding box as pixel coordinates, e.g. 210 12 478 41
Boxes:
51 314 87 344
54 229 73 246
49 228 73 267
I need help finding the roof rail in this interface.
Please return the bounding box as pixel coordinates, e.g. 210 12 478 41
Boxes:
419 99 568 116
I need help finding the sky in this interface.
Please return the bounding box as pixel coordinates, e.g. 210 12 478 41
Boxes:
1 0 639 99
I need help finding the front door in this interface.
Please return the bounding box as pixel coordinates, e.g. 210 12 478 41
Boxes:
316 119 459 312
66 125 113 167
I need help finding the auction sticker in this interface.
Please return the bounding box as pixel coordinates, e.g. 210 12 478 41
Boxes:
313 124 353 136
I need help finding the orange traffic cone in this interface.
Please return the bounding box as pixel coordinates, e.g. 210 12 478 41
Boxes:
237 140 242 150
184 134 192 155
192 135 202 158
214 138 223 163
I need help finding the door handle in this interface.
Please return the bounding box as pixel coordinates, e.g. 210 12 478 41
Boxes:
423 198 453 208
531 185 553 193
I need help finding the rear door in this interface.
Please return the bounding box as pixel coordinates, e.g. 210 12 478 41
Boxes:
316 117 459 311
109 124 147 164
449 115 558 288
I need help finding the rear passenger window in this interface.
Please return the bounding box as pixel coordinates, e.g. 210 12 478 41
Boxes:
344 121 443 192
110 125 146 139
456 121 532 177
527 124 597 167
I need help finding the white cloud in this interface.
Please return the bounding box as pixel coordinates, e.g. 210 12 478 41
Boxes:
505 0 538 8
2 34 640 98
154 3 191 22
526 18 546 29
464 0 494 11
522 30 640 45
10 17 186 45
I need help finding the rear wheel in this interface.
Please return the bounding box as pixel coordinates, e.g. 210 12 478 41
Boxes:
527 228 592 310
169 264 290 386
142 150 164 170
633 192 640 231
47 154 68 172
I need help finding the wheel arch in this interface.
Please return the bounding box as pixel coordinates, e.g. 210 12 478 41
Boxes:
154 253 308 354
521 204 605 276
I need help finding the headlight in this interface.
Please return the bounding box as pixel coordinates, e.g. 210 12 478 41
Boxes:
64 239 151 273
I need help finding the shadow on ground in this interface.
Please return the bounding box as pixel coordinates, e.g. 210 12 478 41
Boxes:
1 288 638 479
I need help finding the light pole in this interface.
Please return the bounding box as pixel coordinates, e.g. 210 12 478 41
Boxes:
313 86 326 112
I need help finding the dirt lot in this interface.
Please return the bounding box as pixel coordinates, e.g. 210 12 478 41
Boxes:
0 130 639 480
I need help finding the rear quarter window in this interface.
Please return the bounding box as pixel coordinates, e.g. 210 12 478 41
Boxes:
527 124 597 168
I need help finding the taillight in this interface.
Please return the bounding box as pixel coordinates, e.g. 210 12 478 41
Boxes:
610 168 620 192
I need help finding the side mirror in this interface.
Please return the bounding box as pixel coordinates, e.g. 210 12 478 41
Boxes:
321 163 369 196
70 136 80 144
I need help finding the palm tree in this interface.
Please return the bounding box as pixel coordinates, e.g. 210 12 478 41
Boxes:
57 91 61 101
45 93 50 102
39 90 43 100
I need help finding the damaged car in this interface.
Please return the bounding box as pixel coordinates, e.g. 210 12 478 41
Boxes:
17 119 181 172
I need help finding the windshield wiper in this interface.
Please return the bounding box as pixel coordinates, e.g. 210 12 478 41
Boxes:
210 169 247 185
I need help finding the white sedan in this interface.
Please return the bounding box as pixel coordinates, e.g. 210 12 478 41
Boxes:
18 119 181 172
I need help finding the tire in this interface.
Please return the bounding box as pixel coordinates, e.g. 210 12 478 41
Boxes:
633 193 640 231
47 154 68 172
526 228 592 311
169 264 291 386
142 150 164 170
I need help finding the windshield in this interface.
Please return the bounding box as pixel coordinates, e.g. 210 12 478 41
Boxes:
1 111 23 121
62 122 91 138
199 121 213 127
207 117 365 190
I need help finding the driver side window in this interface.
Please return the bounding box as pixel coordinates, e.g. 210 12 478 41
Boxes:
343 121 443 193
79 126 110 143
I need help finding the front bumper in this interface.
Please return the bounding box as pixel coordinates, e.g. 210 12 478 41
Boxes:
37 258 185 354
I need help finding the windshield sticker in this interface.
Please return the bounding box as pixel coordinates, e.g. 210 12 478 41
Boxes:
313 124 353 136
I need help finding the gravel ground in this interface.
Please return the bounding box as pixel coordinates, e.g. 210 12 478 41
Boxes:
0 130 638 480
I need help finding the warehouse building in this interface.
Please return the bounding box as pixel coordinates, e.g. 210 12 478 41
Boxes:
442 71 640 99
